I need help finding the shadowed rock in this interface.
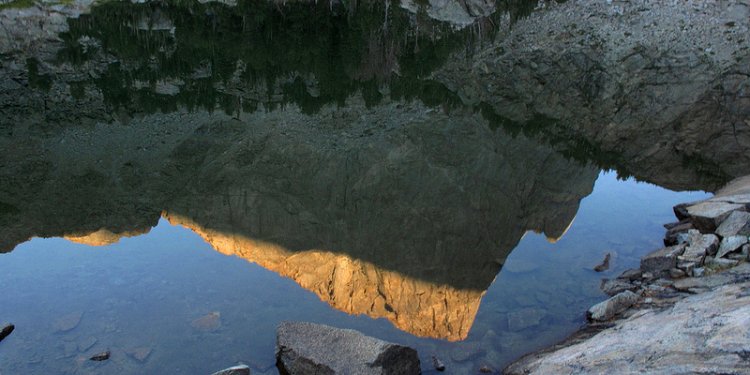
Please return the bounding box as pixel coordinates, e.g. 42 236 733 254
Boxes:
276 322 420 375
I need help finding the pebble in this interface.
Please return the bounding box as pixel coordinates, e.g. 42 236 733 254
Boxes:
89 351 110 361
432 356 446 371
0 324 14 342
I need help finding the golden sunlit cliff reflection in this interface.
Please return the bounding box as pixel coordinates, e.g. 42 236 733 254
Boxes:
163 212 484 341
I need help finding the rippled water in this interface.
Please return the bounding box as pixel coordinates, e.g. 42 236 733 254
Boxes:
0 0 736 373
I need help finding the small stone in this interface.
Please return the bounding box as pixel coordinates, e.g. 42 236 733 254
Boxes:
642 272 655 280
594 253 611 272
641 244 686 274
693 267 705 277
644 298 653 304
54 311 83 333
600 279 637 296
715 210 750 238
586 291 639 322
618 269 642 281
0 324 14 342
126 347 152 362
432 356 446 371
210 364 251 375
89 351 110 361
191 311 221 332
669 268 687 279
716 235 748 258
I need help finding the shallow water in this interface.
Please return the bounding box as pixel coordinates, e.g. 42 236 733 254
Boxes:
0 0 733 373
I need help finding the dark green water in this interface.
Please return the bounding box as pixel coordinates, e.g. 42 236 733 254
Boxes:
0 0 735 374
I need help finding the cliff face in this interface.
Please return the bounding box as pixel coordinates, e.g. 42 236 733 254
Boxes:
435 0 750 191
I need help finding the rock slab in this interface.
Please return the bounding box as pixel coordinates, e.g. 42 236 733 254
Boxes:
640 244 686 274
276 322 420 375
586 291 639 322
506 281 750 375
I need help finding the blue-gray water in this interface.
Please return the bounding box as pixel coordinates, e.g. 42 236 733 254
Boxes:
0 172 709 374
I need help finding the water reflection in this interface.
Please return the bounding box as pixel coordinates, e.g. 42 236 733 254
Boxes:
0 97 597 340
0 0 746 373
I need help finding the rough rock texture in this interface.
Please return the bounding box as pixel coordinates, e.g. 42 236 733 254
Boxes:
716 211 750 238
505 280 750 375
436 0 750 191
640 244 685 275
276 322 420 375
585 290 639 322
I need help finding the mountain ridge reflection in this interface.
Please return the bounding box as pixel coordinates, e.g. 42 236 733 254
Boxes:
0 100 597 340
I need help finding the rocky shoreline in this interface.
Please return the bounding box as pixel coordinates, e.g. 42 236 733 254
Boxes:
504 175 750 374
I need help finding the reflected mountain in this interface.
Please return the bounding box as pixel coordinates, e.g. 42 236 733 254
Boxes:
0 94 598 340
1 0 747 340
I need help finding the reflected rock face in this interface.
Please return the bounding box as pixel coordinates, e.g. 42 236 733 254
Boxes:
435 0 750 191
0 99 597 340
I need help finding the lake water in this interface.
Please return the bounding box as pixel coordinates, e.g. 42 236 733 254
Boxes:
0 0 731 374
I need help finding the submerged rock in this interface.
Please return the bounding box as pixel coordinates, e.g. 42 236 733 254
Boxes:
126 347 152 362
276 322 420 375
53 311 83 333
191 311 221 332
586 291 639 322
210 364 251 375
507 308 546 331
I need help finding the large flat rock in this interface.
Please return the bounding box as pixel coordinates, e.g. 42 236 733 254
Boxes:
505 280 750 374
276 322 420 375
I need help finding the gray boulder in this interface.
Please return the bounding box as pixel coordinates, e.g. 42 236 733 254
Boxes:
685 201 745 232
640 244 686 275
716 235 748 258
586 291 639 322
715 211 750 238
680 230 719 264
276 322 420 375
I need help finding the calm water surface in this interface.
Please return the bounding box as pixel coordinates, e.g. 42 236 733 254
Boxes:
0 0 725 373
0 172 709 374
